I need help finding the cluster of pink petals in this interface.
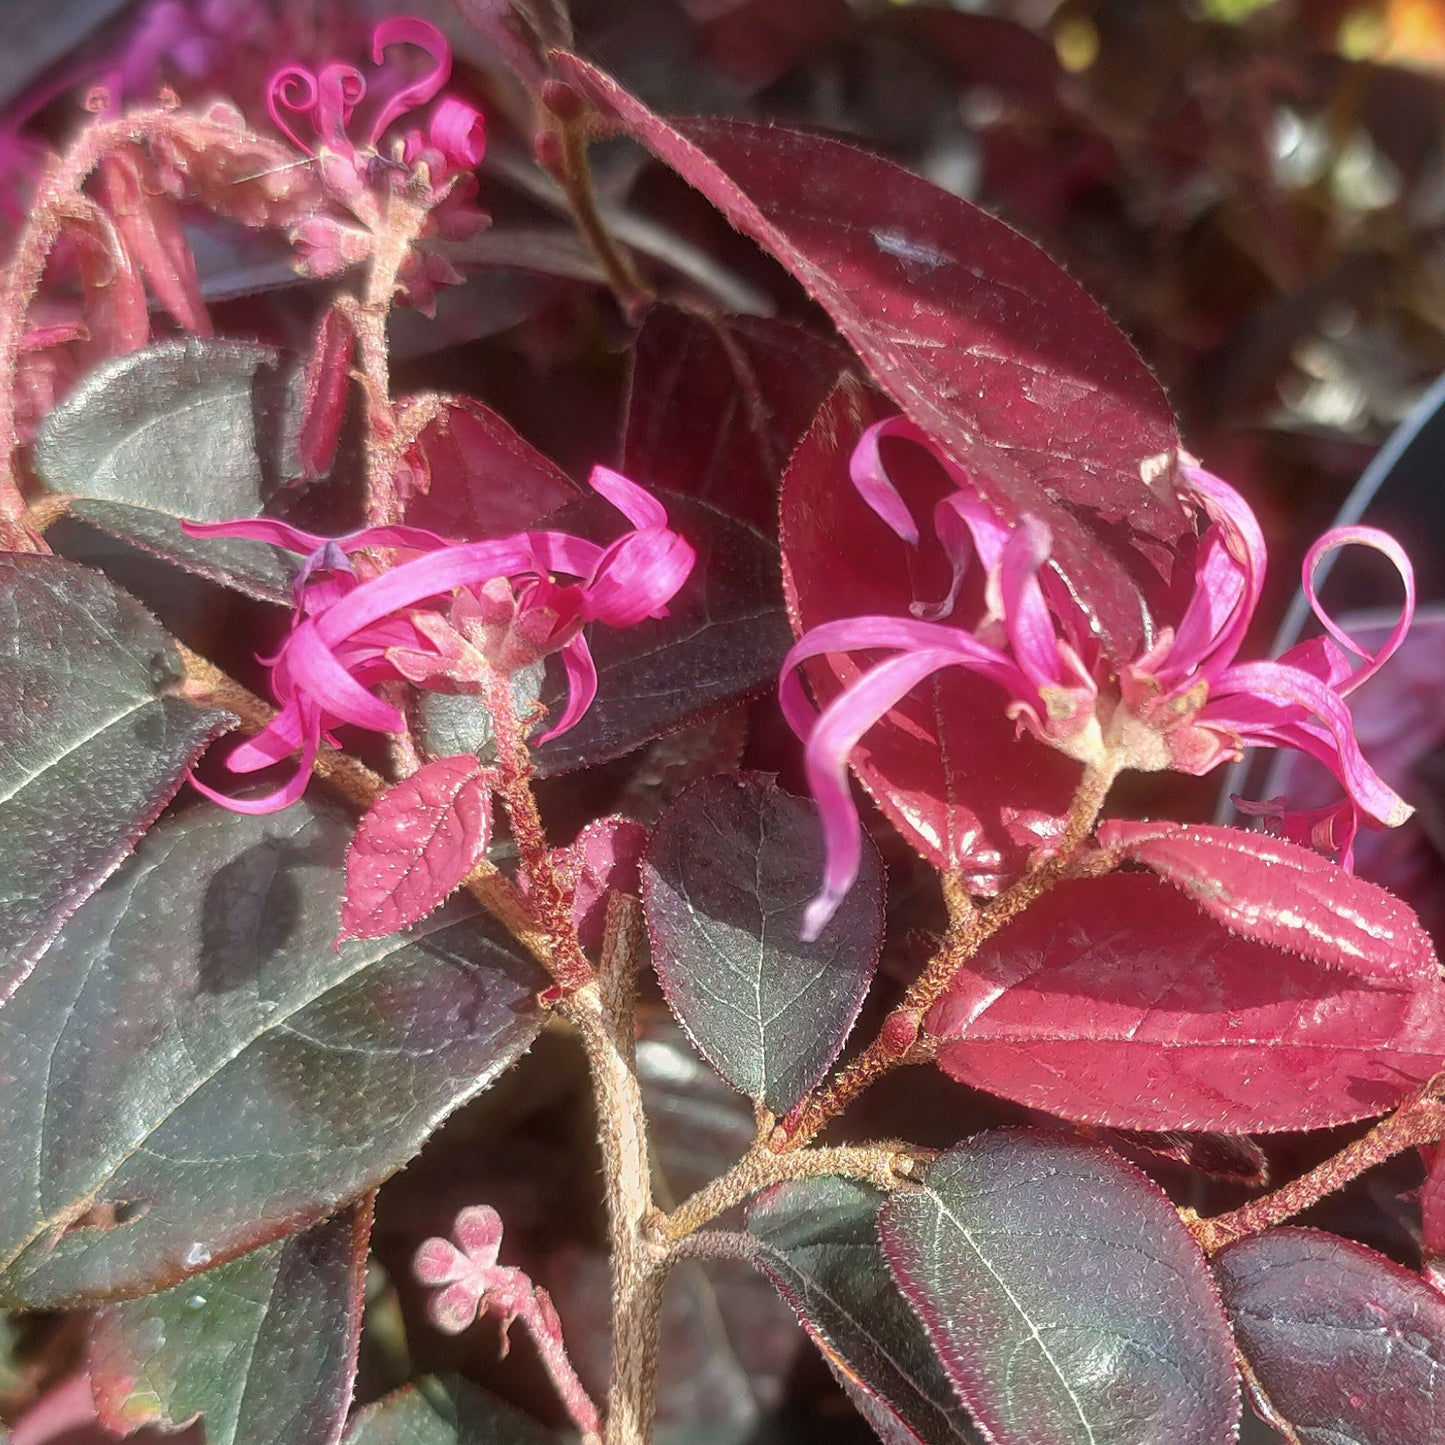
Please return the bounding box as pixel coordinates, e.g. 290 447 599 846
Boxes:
781 417 1416 938
184 467 693 814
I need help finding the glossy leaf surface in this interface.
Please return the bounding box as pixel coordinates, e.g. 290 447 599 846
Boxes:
553 56 1192 658
1098 820 1436 982
0 800 544 1309
532 494 791 774
925 873 1445 1131
1213 1227 1445 1444
344 1377 557 1444
622 306 843 533
878 1130 1239 1445
32 340 292 602
90 1203 370 1445
644 774 883 1113
0 555 230 1005
747 1176 982 1443
781 381 1078 885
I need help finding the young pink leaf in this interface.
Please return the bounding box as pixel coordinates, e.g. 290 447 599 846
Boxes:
1098 820 1438 983
340 755 497 941
923 873 1445 1132
551 54 1192 658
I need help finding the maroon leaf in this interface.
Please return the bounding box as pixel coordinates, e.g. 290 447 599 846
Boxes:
923 873 1445 1131
293 305 355 483
398 397 581 540
878 1130 1240 1445
622 306 844 533
560 816 647 950
781 380 1079 887
1098 820 1438 984
341 756 497 942
1422 1145 1445 1291
1213 1227 1445 1444
552 53 1193 657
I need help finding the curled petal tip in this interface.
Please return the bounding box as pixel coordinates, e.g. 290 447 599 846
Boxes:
800 893 839 945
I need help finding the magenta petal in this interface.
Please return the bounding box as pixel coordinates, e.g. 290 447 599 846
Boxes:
191 718 321 815
529 532 605 578
367 16 451 145
267 64 319 154
537 635 598 742
286 622 405 733
584 530 696 627
429 95 486 168
588 465 668 530
849 417 926 545
181 516 328 553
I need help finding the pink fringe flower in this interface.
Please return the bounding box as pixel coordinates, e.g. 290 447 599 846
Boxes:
183 467 693 814
781 417 1416 938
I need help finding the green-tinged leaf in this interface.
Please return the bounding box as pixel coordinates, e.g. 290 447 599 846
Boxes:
0 554 231 1006
531 494 791 775
344 1376 557 1444
643 774 883 1114
90 1202 371 1444
32 339 292 602
878 1130 1240 1445
0 800 545 1309
747 1177 982 1444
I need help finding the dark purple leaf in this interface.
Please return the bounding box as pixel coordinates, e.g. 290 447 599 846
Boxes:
344 1376 557 1444
0 799 544 1309
623 306 843 533
746 1177 982 1443
643 774 883 1114
1213 1226 1445 1444
781 380 1078 886
1098 820 1437 983
532 493 791 775
551 55 1193 658
31 340 293 604
878 1130 1240 1445
90 1202 371 1445
0 555 231 1007
924 873 1445 1132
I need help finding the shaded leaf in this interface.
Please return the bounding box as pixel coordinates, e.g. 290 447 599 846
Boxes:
644 774 883 1114
0 555 231 1006
924 873 1445 1131
0 799 545 1309
623 306 844 533
746 1176 982 1443
1098 820 1436 982
344 1376 557 1444
1213 1226 1445 1444
781 381 1078 886
552 56 1193 658
32 340 291 603
532 493 791 775
341 757 497 942
552 816 648 950
398 397 581 541
878 1130 1239 1445
90 1203 371 1445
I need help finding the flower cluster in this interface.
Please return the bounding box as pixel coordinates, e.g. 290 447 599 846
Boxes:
184 467 694 813
782 417 1416 937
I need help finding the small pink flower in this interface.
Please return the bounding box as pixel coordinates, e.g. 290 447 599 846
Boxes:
183 469 693 813
781 418 1416 937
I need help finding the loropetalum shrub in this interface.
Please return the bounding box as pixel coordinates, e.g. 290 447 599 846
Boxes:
4 8 1445 1445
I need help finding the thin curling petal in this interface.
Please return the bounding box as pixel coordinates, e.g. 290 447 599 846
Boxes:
1301 525 1415 695
849 417 928 544
588 464 668 530
367 17 452 145
536 635 598 743
193 709 322 815
267 65 318 154
584 529 695 627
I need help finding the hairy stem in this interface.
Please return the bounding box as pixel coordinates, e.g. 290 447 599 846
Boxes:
777 760 1119 1149
1188 1081 1445 1254
557 900 665 1445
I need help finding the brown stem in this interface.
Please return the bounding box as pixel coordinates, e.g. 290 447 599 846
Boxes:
777 760 1119 1150
1188 1083 1445 1255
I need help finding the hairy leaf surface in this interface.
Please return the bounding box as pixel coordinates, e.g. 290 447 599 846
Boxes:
90 1203 370 1445
344 1377 557 1444
0 800 544 1309
1213 1227 1445 1444
878 1131 1239 1445
0 555 230 1005
644 774 882 1113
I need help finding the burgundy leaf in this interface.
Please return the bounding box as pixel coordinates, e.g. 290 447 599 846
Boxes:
398 396 581 540
878 1130 1239 1445
923 873 1445 1131
781 380 1078 886
1213 1227 1445 1444
1098 820 1438 983
551 53 1193 657
340 756 497 942
623 306 843 533
294 305 356 482
1422 1146 1445 1292
559 816 647 950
